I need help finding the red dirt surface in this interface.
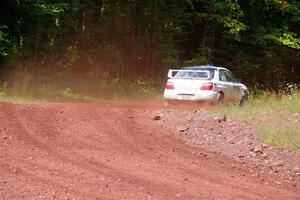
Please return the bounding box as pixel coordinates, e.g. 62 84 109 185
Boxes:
0 102 299 200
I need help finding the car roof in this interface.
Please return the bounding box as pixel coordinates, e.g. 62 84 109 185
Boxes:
182 65 226 70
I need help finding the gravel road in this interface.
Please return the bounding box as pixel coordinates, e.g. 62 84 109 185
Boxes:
0 102 299 199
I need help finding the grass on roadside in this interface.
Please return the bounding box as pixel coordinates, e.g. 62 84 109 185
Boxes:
0 67 166 104
0 84 163 104
214 92 300 151
0 96 43 103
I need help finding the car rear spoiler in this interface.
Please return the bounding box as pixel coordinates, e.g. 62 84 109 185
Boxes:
167 69 211 79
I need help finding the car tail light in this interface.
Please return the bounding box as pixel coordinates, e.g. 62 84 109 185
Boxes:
200 82 214 90
165 82 174 90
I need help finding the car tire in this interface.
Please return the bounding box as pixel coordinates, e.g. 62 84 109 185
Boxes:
218 92 224 104
240 92 248 107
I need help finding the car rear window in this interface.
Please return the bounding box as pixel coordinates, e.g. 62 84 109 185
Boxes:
182 68 215 79
174 71 209 78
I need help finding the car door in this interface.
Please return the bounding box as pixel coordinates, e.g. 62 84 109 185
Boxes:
217 69 235 102
223 70 240 102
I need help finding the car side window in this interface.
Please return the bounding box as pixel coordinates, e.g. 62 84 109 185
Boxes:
219 70 227 82
223 70 235 82
227 71 237 81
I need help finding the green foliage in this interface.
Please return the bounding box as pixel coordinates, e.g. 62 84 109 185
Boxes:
0 0 299 93
184 55 209 66
214 1 247 40
0 81 7 97
0 26 14 57
58 45 79 69
264 29 300 49
219 16 247 41
24 1 65 16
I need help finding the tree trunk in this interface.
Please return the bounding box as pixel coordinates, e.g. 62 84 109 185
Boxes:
77 0 84 31
92 0 103 28
146 24 155 77
33 21 40 65
201 0 215 62
123 21 134 80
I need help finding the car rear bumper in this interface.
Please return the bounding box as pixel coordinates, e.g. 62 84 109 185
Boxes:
164 90 219 102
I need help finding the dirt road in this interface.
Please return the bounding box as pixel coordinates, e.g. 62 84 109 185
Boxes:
0 102 299 199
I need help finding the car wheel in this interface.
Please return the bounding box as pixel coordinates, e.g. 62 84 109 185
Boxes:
240 92 248 107
218 92 224 104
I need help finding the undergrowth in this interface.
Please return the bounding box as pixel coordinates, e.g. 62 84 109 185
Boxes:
0 70 163 103
215 88 300 151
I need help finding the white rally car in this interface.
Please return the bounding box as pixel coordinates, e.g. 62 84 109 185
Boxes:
164 66 248 105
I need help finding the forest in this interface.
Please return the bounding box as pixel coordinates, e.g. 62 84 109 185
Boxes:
0 0 299 99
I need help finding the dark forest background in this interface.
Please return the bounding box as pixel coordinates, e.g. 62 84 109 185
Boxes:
0 0 299 99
